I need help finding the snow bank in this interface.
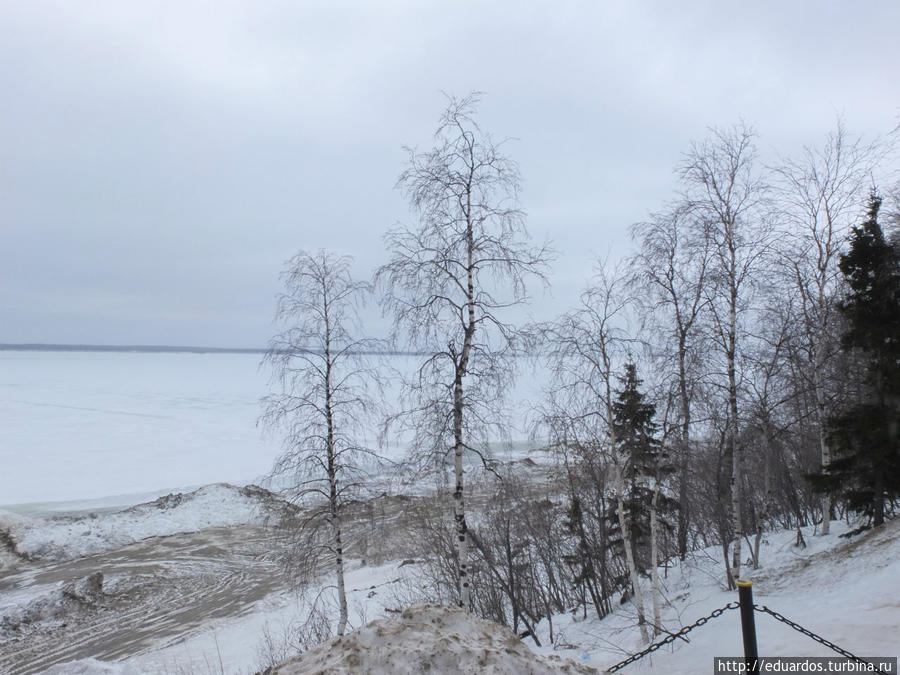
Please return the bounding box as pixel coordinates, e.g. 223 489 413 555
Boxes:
0 483 291 560
273 604 597 674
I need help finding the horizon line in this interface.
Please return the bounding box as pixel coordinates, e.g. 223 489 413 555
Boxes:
0 343 265 354
0 343 431 356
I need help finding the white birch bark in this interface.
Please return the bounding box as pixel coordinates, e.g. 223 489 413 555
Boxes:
615 464 650 644
376 94 550 611
324 296 349 635
260 250 377 640
650 481 661 635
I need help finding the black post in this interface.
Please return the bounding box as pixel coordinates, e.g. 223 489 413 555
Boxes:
737 579 759 674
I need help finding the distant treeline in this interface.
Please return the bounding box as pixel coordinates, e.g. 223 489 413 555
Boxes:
0 343 428 356
0 343 265 354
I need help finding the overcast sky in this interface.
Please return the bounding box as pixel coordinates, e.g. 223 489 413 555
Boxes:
1 1 897 348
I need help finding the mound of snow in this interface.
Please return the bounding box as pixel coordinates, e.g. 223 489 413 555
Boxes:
273 604 597 674
0 483 292 560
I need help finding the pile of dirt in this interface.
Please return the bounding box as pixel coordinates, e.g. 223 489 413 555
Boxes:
270 604 597 674
0 527 26 568
237 484 301 521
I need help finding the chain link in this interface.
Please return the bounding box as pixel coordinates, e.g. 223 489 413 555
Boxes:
605 601 740 673
603 601 888 674
754 605 892 675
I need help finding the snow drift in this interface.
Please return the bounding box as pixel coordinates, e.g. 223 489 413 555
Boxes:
271 604 597 674
0 483 293 561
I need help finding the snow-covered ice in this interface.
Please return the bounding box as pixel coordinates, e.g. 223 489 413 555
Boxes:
0 350 546 508
0 350 280 506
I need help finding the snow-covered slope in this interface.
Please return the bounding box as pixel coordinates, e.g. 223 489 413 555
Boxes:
0 483 292 561
4 487 898 674
273 604 598 675
536 518 900 673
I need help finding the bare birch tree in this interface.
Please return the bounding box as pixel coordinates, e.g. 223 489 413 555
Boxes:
261 250 380 636
630 203 711 560
376 93 551 610
773 121 883 535
744 299 794 568
679 123 771 587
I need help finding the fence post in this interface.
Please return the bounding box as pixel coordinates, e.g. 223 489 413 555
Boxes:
736 579 759 674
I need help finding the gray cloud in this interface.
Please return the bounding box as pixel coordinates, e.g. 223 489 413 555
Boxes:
1 0 897 346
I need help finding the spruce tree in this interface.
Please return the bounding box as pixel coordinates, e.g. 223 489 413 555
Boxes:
609 363 675 571
814 191 900 526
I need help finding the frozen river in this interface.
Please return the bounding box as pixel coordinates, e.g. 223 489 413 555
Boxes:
0 350 280 508
0 349 545 508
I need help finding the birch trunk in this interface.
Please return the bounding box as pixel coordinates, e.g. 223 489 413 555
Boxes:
676 331 692 560
332 498 348 635
812 269 832 536
453 372 470 609
324 308 349 636
454 201 476 611
728 254 743 585
650 481 661 636
616 465 650 644
814 364 832 535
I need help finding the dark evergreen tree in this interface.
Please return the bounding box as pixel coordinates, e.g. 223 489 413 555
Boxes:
813 191 900 526
608 363 676 571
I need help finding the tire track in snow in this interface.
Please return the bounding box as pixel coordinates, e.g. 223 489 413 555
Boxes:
0 526 284 675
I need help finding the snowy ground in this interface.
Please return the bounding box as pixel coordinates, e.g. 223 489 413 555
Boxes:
2 476 898 674
0 484 299 674
2 351 896 673
0 484 290 560
535 517 900 672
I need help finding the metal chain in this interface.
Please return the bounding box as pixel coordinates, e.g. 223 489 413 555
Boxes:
754 605 892 675
605 601 740 673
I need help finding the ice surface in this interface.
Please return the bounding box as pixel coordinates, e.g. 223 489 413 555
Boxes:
0 350 280 506
0 350 547 508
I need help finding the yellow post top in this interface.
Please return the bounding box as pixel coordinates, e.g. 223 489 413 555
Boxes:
736 579 753 587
